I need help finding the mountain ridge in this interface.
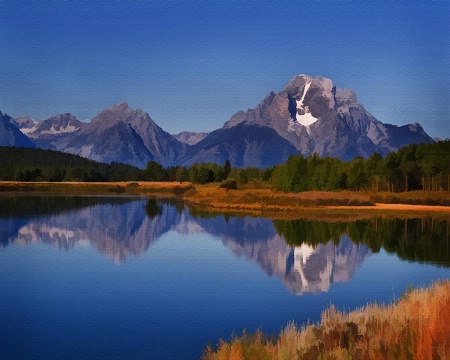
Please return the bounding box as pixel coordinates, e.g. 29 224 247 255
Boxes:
2 74 436 168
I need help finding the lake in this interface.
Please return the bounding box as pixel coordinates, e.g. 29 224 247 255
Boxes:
0 196 449 360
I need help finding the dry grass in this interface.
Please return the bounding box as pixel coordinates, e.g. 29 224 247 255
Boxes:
0 181 193 196
2 182 449 218
368 191 450 207
183 186 374 211
203 281 450 360
183 186 450 219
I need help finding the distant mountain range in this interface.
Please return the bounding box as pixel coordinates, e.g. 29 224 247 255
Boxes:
1 74 435 168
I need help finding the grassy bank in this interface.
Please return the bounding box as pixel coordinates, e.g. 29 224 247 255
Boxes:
1 182 449 218
368 190 450 206
182 184 450 216
183 185 375 211
203 281 450 360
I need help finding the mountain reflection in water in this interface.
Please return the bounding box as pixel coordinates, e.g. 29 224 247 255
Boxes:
0 196 448 294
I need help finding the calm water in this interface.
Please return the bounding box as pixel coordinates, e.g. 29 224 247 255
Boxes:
0 196 449 360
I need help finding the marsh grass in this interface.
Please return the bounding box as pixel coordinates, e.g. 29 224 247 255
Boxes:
203 281 450 360
183 186 374 212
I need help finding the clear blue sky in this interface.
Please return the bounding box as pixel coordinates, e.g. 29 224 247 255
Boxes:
1 1 449 138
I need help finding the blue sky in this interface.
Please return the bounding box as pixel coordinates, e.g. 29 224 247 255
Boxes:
1 1 449 137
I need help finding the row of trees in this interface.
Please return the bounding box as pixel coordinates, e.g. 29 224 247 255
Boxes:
0 146 143 182
143 160 231 184
271 141 450 192
1 141 449 192
161 141 449 193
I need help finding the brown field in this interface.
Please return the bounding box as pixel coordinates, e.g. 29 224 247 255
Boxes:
0 181 193 196
183 186 374 209
367 190 450 207
182 185 450 218
332 203 450 212
202 281 450 360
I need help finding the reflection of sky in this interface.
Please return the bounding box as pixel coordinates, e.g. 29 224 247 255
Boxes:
0 200 450 359
350 249 449 303
1 200 449 359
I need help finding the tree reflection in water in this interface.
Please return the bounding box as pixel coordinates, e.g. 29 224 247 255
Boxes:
0 196 448 293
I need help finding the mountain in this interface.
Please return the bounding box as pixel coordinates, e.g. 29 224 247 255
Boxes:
5 74 436 167
177 123 298 168
11 115 38 133
10 103 185 169
0 112 35 148
173 131 209 145
27 114 83 151
65 102 185 168
220 74 434 161
30 114 81 138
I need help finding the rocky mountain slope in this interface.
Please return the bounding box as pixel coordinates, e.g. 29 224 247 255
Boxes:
6 103 185 168
2 74 435 168
221 74 434 160
176 123 298 168
0 112 35 148
173 131 208 146
61 102 180 168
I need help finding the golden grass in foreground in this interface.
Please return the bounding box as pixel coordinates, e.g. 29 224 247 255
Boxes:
203 281 450 360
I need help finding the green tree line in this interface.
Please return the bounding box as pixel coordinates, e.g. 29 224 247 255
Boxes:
1 141 449 192
270 141 450 192
164 140 450 192
0 146 143 182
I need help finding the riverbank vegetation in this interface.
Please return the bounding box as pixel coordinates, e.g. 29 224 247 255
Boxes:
1 141 449 192
202 281 450 360
182 186 375 212
0 181 193 196
1 141 449 208
182 185 450 213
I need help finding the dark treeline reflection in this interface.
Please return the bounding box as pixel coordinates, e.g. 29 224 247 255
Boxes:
144 198 162 218
0 196 448 269
0 196 136 219
273 218 450 267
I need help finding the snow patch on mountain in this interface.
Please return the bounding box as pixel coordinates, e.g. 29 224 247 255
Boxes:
20 125 38 135
35 124 79 136
295 80 318 131
296 113 318 133
296 80 311 110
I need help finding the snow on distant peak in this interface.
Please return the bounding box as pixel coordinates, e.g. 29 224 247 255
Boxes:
295 80 318 131
20 124 39 135
40 124 79 135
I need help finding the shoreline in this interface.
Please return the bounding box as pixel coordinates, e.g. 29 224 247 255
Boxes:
1 181 449 217
329 203 450 212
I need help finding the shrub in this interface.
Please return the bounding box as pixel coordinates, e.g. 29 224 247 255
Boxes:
220 179 238 190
